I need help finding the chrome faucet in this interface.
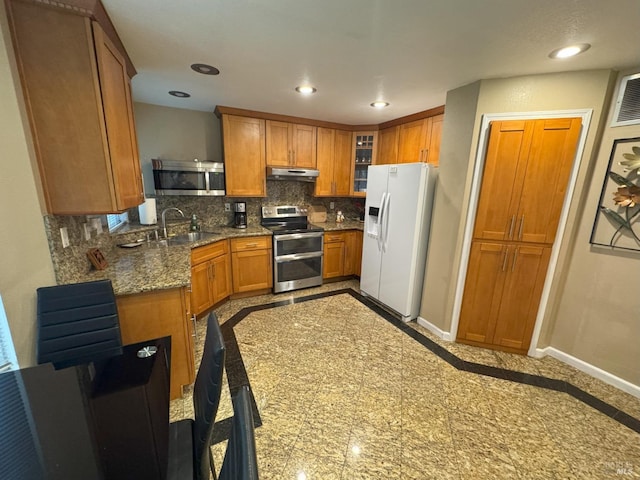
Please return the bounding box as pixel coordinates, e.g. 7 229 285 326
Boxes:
161 207 185 238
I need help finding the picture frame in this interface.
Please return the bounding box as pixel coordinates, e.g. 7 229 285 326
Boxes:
589 136 640 252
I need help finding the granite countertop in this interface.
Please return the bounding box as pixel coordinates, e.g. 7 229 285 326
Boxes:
76 225 273 296
76 222 364 297
316 219 364 231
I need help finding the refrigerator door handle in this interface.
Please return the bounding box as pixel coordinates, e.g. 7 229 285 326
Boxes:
382 193 391 252
376 192 387 251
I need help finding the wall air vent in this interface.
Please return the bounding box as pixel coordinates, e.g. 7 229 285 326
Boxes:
611 72 640 127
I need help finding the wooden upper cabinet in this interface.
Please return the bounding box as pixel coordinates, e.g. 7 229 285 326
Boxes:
377 126 399 165
425 114 443 166
266 120 317 168
397 118 431 163
7 1 144 214
93 24 143 210
473 118 581 244
315 128 352 196
515 118 581 244
222 115 266 197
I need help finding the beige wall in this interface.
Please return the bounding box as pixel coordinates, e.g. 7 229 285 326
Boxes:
549 69 640 385
420 69 640 384
420 81 480 326
0 4 56 366
133 102 222 195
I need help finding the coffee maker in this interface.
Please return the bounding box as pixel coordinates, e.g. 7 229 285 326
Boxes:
233 202 247 229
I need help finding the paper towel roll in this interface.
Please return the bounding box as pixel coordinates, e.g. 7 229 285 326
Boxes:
138 198 157 225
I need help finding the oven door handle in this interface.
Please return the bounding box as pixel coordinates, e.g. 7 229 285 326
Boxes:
275 252 324 262
274 232 324 241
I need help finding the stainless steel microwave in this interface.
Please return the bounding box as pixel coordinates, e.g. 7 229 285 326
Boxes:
152 159 225 196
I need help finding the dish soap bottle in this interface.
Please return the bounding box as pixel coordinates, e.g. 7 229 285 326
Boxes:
190 214 200 232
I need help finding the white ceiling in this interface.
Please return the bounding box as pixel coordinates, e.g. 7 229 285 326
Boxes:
103 0 640 125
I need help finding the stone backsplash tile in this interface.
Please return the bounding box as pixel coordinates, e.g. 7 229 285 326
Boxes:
44 180 364 282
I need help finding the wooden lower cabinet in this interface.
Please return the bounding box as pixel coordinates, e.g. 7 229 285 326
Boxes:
323 230 363 278
116 287 193 400
231 236 273 293
190 240 232 317
456 241 551 354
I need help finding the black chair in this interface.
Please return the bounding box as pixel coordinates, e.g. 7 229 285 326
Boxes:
36 279 123 369
168 312 226 480
218 386 259 480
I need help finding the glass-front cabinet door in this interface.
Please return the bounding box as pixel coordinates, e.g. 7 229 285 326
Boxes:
351 131 377 197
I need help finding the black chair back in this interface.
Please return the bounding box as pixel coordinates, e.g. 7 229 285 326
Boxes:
192 313 226 480
37 280 122 369
218 386 259 480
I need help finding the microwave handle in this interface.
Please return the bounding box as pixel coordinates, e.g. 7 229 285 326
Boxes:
204 172 210 192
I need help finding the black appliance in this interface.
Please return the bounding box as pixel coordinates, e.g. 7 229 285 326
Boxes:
261 205 324 293
234 202 247 229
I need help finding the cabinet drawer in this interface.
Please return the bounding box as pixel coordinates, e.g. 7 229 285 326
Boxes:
230 236 271 252
324 232 346 243
191 240 229 266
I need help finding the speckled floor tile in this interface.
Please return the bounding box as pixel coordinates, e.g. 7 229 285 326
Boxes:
170 280 639 479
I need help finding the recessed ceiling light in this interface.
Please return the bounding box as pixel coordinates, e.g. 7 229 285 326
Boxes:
168 90 191 98
370 101 389 108
295 85 317 95
190 63 220 75
548 43 591 59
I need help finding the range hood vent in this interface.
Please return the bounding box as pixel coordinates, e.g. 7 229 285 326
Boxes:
267 167 319 182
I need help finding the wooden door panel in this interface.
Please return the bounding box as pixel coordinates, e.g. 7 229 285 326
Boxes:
314 127 335 196
516 118 581 244
397 119 429 163
323 241 345 278
266 120 291 166
190 262 213 316
426 114 443 166
232 249 272 293
293 124 317 167
456 242 507 344
473 121 533 241
377 126 399 165
93 22 142 211
343 231 357 276
223 115 266 196
493 245 551 352
334 130 353 196
212 254 232 303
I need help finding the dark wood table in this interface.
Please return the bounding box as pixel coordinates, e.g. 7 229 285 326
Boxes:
0 337 171 480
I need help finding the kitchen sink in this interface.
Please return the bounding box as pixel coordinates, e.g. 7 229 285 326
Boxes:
159 231 220 246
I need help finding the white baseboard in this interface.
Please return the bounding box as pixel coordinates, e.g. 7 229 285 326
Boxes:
416 317 453 342
537 346 640 399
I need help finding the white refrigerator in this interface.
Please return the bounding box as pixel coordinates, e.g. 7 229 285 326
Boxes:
360 163 437 322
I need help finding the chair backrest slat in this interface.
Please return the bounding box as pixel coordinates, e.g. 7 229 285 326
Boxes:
36 280 123 369
218 386 259 480
192 313 226 480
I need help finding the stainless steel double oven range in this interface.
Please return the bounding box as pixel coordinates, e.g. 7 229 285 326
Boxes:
261 206 324 293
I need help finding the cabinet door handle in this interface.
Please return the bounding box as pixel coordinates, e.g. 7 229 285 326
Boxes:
502 246 509 272
511 248 518 272
518 215 525 240
423 148 429 163
508 215 515 239
244 243 258 248
191 314 198 343
212 263 216 278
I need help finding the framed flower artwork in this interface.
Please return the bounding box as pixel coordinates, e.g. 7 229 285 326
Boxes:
590 136 640 252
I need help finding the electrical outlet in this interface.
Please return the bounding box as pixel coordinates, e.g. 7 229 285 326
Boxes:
329 202 335 210
83 223 91 241
224 203 231 212
91 217 103 234
60 227 70 248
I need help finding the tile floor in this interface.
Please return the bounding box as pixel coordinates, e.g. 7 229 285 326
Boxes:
170 280 640 479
